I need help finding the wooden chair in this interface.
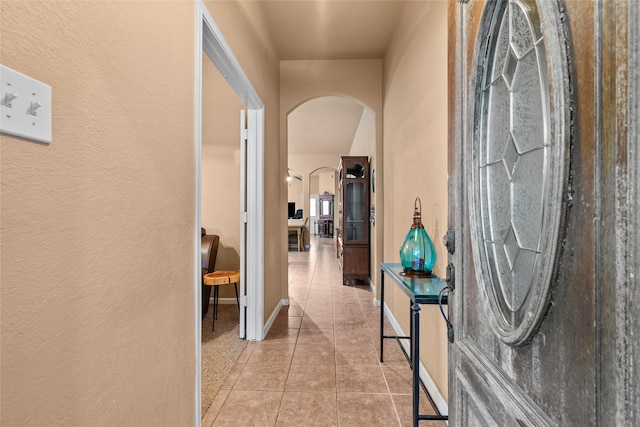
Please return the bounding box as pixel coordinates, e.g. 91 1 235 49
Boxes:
201 228 219 319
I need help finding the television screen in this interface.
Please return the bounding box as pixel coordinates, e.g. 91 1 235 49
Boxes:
288 202 296 219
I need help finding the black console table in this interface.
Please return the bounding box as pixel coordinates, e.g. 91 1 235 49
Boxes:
379 262 448 426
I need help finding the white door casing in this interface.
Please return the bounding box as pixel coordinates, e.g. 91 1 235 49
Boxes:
195 1 265 423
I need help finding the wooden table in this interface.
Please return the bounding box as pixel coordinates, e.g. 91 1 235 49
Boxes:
203 270 240 331
287 219 305 251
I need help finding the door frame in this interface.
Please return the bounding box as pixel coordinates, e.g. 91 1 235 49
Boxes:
194 1 265 423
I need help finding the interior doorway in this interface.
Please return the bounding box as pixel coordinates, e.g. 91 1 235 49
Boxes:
286 96 376 279
195 1 265 422
309 167 338 240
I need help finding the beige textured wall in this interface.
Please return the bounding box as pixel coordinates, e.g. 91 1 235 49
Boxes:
205 1 283 323
201 53 244 300
383 1 449 399
350 108 376 159
281 60 383 294
318 171 336 195
309 175 320 195
1 1 196 425
287 178 304 207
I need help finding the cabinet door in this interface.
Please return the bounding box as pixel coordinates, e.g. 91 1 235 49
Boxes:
342 246 369 277
344 181 367 243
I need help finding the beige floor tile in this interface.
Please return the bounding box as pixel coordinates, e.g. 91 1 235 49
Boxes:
220 362 244 390
333 303 363 318
288 300 303 309
377 339 411 365
286 305 304 317
335 344 380 366
391 393 446 427
381 364 413 395
334 328 374 347
307 291 333 300
236 343 256 363
202 389 230 427
296 328 335 345
337 393 400 427
271 314 302 329
333 312 366 324
276 391 338 427
291 343 336 365
353 287 373 298
288 283 310 291
285 364 337 392
302 306 333 317
289 296 307 307
301 315 335 330
333 297 359 307
288 295 309 305
212 390 283 427
360 305 380 318
233 364 291 391
336 365 389 393
247 343 296 365
304 299 334 310
333 316 368 330
262 327 299 345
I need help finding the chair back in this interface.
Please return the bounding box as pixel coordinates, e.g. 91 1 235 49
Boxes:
201 234 220 275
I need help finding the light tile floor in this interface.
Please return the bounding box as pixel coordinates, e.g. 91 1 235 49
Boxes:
203 236 446 427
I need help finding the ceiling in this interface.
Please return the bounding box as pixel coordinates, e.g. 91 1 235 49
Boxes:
260 1 405 60
259 1 406 155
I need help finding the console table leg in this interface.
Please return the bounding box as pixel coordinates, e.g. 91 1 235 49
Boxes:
412 302 421 427
380 270 385 362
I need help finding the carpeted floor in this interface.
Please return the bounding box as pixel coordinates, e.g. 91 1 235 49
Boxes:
201 303 247 415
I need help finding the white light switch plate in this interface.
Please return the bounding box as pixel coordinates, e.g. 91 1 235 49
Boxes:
0 65 52 144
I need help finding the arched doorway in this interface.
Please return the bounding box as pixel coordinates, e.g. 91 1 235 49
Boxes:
286 95 376 301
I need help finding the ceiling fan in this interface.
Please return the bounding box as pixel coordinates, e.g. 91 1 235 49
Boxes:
287 169 302 182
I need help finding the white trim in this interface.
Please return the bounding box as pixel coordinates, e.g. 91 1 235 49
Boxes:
370 278 380 306
248 109 265 340
200 8 263 109
383 303 449 416
193 3 203 425
263 299 287 337
239 111 247 339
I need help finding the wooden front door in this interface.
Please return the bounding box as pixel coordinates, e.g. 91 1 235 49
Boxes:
448 0 639 425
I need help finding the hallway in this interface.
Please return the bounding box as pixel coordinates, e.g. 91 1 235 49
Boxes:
203 236 445 426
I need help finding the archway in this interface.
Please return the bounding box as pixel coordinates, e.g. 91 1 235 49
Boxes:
286 95 377 302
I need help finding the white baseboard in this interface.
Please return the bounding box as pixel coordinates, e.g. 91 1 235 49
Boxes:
383 303 449 416
369 278 380 306
262 299 286 338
